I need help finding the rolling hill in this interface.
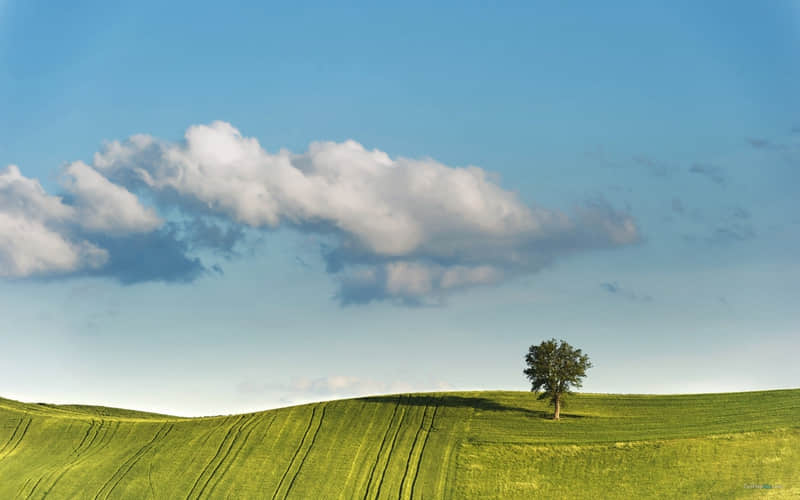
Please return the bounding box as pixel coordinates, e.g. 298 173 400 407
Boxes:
0 389 798 499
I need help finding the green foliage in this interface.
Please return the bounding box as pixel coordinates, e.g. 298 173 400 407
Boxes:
0 389 798 499
524 339 592 418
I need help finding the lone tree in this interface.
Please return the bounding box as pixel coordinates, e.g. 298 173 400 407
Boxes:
524 339 592 420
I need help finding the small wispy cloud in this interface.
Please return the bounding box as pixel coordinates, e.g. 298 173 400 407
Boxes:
633 155 674 178
708 223 755 244
709 206 756 244
600 281 653 302
745 137 773 150
688 163 727 185
731 206 750 220
680 205 757 247
671 197 685 215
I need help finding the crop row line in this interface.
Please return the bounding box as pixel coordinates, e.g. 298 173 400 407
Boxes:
272 404 326 500
29 419 102 499
363 400 403 500
0 417 33 497
93 422 175 500
200 414 264 499
253 408 303 494
196 416 234 450
40 420 120 499
283 405 326 498
372 402 409 500
185 415 247 500
271 407 318 500
338 403 386 495
398 406 429 500
0 416 31 465
208 413 277 498
408 406 438 500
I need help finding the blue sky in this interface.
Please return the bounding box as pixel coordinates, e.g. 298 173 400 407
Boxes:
1 1 798 416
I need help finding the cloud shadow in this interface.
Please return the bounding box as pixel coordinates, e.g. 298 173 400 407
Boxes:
359 394 587 419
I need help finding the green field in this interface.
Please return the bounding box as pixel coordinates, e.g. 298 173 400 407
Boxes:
0 389 798 499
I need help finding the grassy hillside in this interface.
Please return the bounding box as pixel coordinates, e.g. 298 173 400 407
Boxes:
0 389 798 499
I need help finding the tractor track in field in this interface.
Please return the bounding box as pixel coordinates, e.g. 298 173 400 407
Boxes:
148 462 156 499
0 417 25 454
0 416 31 464
93 422 174 500
253 408 298 493
73 420 97 453
38 420 121 499
27 419 102 499
184 415 248 500
205 413 276 499
25 477 45 500
196 417 233 449
283 405 326 499
408 406 438 500
373 404 409 500
17 478 32 499
271 405 326 500
271 408 317 500
363 400 403 500
398 405 430 500
339 403 385 494
42 420 120 498
199 414 264 499
362 401 403 499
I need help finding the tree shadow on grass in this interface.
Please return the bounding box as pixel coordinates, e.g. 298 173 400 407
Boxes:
359 394 587 420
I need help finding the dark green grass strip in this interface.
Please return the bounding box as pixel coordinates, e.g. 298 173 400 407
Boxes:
271 405 323 500
93 422 174 499
363 401 403 500
198 414 263 499
283 405 327 499
205 413 276 499
398 406 429 500
409 406 438 500
373 405 409 500
185 415 247 500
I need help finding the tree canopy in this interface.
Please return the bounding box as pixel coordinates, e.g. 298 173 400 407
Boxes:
524 338 592 420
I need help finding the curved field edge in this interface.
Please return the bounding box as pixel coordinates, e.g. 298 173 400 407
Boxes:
0 389 796 499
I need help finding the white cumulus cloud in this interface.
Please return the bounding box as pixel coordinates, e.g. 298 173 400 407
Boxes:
0 165 108 277
0 161 162 278
0 212 107 278
89 121 639 303
2 121 640 303
61 161 162 234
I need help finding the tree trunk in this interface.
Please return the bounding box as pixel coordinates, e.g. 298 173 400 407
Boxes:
553 394 561 420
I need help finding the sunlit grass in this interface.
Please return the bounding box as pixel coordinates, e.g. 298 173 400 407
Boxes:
0 389 798 498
